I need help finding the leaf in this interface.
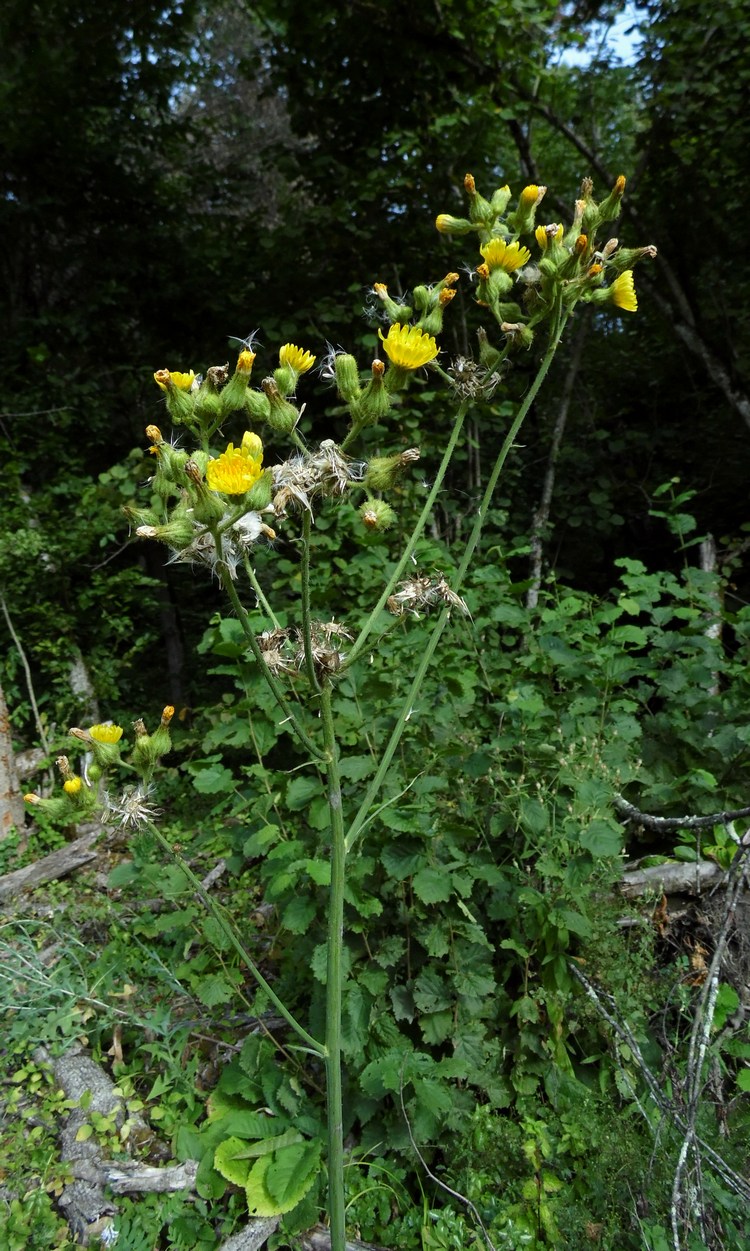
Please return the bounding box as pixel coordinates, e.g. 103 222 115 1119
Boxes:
214 1135 253 1187
412 867 451 904
286 777 324 810
195 974 236 1008
282 896 317 934
736 1070 750 1092
243 825 281 857
579 819 622 857
338 755 376 781
192 763 236 794
260 1141 322 1213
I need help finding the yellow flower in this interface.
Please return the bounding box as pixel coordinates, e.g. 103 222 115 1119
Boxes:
206 438 265 494
480 238 531 273
64 777 83 795
611 270 638 312
279 344 316 374
89 723 124 743
153 369 196 392
520 184 541 207
535 224 563 250
379 324 439 370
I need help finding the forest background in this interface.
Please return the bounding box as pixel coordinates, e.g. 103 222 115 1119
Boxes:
3 2 750 1250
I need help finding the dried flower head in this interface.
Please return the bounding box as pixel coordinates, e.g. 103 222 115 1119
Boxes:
272 440 365 517
447 356 503 400
104 784 161 830
387 573 469 618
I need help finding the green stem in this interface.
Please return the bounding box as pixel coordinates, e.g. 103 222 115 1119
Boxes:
145 821 324 1056
301 511 322 691
242 554 280 628
219 559 327 762
320 685 347 1251
344 400 469 669
345 306 569 852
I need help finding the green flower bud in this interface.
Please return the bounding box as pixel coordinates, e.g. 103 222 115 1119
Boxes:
153 370 196 426
372 283 413 322
464 173 494 226
273 365 297 396
333 353 362 403
245 389 272 423
477 327 503 371
131 707 174 772
261 378 300 435
490 185 512 214
435 213 475 237
363 448 420 491
69 723 124 769
597 175 626 225
243 467 274 511
359 498 397 531
350 361 392 423
185 459 225 525
220 351 256 417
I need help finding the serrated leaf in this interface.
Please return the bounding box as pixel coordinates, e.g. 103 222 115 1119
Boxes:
246 1141 321 1215
286 777 324 810
193 764 236 794
195 974 235 1008
214 1135 253 1187
412 867 451 904
579 819 622 857
282 896 317 934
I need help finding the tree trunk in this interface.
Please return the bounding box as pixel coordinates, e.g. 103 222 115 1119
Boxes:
0 678 25 840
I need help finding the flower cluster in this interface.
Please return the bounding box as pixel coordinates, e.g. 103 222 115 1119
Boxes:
258 621 353 679
434 172 656 367
24 710 174 829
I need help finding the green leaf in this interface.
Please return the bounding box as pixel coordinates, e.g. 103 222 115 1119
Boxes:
261 1141 322 1213
243 825 281 857
736 1070 750 1092
579 819 622 857
412 867 451 904
193 764 236 794
195 974 236 1007
286 777 324 810
282 896 318 933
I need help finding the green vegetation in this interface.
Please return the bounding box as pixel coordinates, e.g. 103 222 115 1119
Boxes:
2 4 750 1251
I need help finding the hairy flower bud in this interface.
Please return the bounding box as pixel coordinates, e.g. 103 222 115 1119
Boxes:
363 448 420 491
359 498 397 531
261 378 300 434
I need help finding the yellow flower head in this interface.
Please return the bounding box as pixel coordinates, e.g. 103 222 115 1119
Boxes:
206 438 265 494
611 270 638 313
89 723 124 744
64 777 83 796
279 344 316 374
236 350 256 374
520 184 541 207
480 238 531 273
378 324 439 370
153 369 196 392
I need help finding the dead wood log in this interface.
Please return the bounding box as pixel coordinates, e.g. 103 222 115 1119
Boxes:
0 826 102 902
620 859 724 899
300 1226 389 1251
217 1217 280 1251
33 1044 199 1244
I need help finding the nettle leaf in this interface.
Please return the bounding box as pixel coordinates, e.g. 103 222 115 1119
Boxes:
381 844 427 880
339 755 376 781
243 825 281 857
192 763 236 794
286 776 324 810
413 969 452 1013
412 867 452 904
419 1010 453 1045
579 819 622 857
195 974 236 1008
282 896 318 934
390 985 416 1022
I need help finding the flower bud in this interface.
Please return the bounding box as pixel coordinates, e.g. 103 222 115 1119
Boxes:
464 172 494 226
363 448 420 491
220 351 256 416
153 369 196 425
359 499 397 531
477 327 503 371
372 283 413 322
435 213 474 236
245 389 272 423
261 378 300 434
333 353 362 403
131 707 173 772
490 185 512 214
597 174 627 224
606 243 658 274
136 508 196 549
507 184 546 236
243 467 275 511
350 360 392 423
501 321 535 351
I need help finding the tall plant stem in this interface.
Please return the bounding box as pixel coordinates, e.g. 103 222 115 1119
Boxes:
320 684 347 1251
344 400 469 669
219 564 327 762
345 306 569 852
145 822 325 1056
301 511 322 691
241 554 280 628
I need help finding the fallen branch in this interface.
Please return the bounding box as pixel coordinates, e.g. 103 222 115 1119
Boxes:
218 1218 281 1251
0 827 102 902
615 795 750 833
